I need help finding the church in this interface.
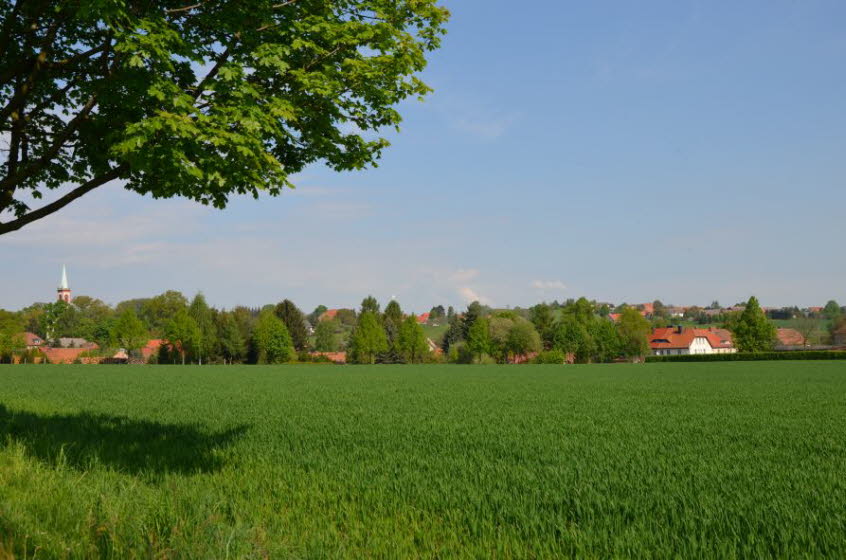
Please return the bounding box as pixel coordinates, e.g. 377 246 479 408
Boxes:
57 265 71 303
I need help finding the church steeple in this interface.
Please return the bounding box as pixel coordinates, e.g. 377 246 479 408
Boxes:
57 265 71 303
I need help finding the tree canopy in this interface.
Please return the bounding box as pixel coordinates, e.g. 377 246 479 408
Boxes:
274 299 308 351
730 296 776 352
0 0 449 235
348 310 386 364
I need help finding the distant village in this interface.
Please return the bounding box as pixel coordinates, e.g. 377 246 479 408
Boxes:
1 267 845 365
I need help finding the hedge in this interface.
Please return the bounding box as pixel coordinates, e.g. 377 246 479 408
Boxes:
645 351 846 363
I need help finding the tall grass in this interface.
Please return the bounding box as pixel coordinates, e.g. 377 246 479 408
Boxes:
1 362 845 558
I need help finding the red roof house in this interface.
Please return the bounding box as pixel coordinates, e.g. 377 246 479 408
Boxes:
649 326 736 355
776 328 806 347
141 339 163 360
416 312 430 324
39 347 91 364
22 332 44 348
309 351 346 363
319 309 339 322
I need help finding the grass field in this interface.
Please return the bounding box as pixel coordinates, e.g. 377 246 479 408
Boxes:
1 362 845 558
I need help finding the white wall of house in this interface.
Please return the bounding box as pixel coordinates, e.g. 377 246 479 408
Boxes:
689 336 713 354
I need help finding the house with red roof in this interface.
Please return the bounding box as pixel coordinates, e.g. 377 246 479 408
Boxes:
309 351 346 363
776 328 806 348
39 347 91 364
649 326 737 356
22 332 44 349
318 309 339 322
141 339 164 361
416 312 430 324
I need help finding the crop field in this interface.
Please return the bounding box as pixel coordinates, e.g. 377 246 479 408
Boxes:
1 362 845 558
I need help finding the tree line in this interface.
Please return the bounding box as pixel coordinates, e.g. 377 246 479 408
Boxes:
1 291 841 364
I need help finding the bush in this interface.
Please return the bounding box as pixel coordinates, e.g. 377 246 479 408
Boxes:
533 350 568 364
296 351 333 364
645 351 846 363
447 342 474 364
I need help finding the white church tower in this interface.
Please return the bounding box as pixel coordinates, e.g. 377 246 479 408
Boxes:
57 265 71 303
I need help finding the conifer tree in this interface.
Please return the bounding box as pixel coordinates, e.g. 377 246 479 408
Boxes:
360 296 381 316
383 300 404 350
274 300 309 351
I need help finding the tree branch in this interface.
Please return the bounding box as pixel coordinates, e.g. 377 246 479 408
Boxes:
0 164 127 235
191 35 239 101
0 94 98 191
165 2 202 14
0 0 25 60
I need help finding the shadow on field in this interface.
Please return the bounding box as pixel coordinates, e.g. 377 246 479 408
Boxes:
0 404 248 477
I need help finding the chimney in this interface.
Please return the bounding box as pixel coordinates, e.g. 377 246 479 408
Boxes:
676 325 683 334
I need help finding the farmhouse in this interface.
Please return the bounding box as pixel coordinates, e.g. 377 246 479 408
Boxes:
649 326 737 356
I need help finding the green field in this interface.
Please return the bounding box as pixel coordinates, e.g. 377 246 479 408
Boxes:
2 363 845 558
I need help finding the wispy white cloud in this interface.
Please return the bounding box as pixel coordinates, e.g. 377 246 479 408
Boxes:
458 286 492 306
531 279 567 292
450 268 479 283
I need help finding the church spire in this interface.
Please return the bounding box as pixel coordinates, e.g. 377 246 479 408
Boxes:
57 265 71 303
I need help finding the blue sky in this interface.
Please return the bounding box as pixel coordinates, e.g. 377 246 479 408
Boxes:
2 0 845 313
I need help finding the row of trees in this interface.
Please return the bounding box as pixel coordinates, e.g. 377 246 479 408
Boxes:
440 298 652 364
346 297 430 364
2 290 840 365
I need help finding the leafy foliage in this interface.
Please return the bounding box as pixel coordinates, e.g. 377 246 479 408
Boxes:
616 306 651 359
163 309 201 364
348 310 387 364
250 310 294 364
396 315 428 363
0 0 449 235
111 308 148 358
730 297 777 352
274 299 309 351
314 319 338 352
465 316 490 362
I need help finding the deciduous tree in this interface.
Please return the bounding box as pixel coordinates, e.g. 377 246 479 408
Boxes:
397 315 428 364
0 1 449 236
506 319 541 360
529 303 555 350
348 311 387 364
217 312 245 363
314 319 338 352
189 293 217 363
616 306 650 360
111 308 149 360
823 300 842 321
251 310 294 364
732 296 777 352
466 317 490 363
163 309 201 365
